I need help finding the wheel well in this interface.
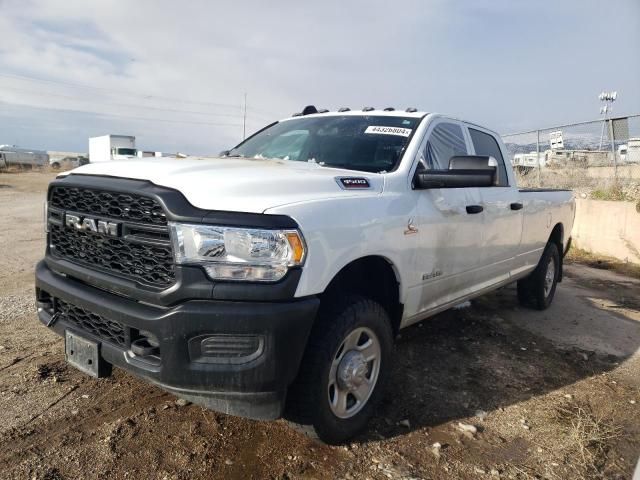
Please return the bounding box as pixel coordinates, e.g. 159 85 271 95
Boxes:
320 256 402 334
549 223 564 281
549 223 563 251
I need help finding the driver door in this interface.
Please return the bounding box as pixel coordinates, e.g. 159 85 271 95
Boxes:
408 119 488 318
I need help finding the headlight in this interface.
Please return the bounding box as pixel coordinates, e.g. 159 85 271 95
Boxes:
169 223 306 282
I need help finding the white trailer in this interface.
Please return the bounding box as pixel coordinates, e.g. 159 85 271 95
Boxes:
89 135 137 163
512 151 546 172
136 151 167 158
0 145 49 168
621 138 640 164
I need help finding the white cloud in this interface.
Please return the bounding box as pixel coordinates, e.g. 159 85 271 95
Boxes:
0 0 638 152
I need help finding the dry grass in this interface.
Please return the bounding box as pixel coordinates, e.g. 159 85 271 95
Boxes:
549 400 624 479
566 246 640 280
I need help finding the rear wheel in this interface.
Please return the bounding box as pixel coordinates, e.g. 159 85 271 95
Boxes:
286 295 393 444
517 242 560 310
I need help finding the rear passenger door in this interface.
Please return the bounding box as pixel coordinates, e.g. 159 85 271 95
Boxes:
467 126 523 284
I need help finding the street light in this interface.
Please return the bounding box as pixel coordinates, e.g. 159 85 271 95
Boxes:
598 91 617 150
599 91 617 102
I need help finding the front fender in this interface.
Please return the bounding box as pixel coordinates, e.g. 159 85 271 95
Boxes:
265 194 417 301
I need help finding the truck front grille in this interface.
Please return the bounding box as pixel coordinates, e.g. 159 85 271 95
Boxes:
48 186 175 288
50 186 167 225
49 224 175 287
56 298 126 347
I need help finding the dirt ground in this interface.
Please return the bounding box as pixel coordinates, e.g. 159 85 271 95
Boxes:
1 171 639 480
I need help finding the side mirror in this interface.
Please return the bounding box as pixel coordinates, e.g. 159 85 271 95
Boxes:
448 155 497 171
413 155 497 189
219 150 230 157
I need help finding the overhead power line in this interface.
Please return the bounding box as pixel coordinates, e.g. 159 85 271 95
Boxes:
0 100 244 128
0 72 279 118
0 84 249 119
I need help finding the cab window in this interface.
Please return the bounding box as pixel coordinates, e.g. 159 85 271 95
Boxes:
419 122 468 170
468 128 509 186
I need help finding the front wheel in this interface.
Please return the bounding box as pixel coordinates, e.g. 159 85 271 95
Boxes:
517 242 560 310
286 295 393 444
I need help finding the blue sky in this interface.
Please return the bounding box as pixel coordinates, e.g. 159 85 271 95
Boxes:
0 0 638 154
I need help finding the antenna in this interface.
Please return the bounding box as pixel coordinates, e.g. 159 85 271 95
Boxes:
242 92 247 140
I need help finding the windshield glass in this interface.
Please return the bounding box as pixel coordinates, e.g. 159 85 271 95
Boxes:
117 148 137 156
228 115 420 173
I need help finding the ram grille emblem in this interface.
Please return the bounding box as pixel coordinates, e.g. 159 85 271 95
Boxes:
64 214 120 237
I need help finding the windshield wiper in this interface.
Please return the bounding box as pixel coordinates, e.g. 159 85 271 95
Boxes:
317 163 381 173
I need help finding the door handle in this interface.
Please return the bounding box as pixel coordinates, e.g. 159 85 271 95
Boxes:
510 202 524 211
466 205 483 214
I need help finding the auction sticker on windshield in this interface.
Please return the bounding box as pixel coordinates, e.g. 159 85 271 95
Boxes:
364 126 412 137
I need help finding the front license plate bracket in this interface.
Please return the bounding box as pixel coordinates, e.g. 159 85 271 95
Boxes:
65 331 112 378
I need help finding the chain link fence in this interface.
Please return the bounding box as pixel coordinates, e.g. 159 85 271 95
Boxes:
502 114 640 201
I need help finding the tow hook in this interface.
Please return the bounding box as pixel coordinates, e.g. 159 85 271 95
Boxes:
45 312 60 327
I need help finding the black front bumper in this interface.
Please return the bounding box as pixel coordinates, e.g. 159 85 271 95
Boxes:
35 261 319 420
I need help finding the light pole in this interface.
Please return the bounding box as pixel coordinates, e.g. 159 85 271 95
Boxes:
598 91 617 150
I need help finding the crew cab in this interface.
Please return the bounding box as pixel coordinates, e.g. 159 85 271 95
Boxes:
35 107 575 443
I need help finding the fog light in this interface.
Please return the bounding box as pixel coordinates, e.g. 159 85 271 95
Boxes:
188 334 265 365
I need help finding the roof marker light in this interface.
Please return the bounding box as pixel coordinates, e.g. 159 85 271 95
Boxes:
302 105 318 115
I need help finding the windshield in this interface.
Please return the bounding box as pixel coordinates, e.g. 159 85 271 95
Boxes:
117 148 137 156
228 115 420 173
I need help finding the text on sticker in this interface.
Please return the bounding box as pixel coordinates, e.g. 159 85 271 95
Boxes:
364 126 412 137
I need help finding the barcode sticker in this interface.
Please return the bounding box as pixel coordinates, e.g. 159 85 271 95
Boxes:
364 126 412 137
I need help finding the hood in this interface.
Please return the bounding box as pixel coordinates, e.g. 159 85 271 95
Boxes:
63 156 384 213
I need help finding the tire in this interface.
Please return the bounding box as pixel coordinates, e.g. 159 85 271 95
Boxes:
285 294 393 444
517 242 560 310
50 162 60 170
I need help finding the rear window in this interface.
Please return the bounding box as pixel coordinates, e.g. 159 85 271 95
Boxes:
229 115 420 173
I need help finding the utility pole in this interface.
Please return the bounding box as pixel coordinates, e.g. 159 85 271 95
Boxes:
242 92 247 140
608 118 617 182
536 129 542 186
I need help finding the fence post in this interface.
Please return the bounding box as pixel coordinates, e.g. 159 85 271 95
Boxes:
608 118 617 183
536 129 542 186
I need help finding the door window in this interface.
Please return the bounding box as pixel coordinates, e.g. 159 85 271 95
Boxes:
468 128 509 186
419 122 468 170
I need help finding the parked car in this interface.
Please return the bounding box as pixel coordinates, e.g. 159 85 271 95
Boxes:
49 155 90 170
35 107 575 443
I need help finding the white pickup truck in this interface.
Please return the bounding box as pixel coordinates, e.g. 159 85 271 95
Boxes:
35 107 574 443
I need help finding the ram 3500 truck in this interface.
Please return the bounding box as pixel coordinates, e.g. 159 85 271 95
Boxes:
36 108 574 443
